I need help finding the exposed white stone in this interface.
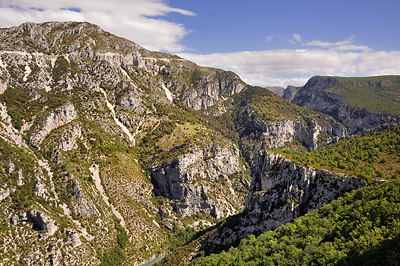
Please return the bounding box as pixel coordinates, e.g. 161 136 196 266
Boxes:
58 123 82 151
204 151 367 250
22 64 31 82
65 228 82 247
99 87 135 145
149 136 245 219
29 103 78 148
89 164 126 228
162 83 173 102
16 169 24 186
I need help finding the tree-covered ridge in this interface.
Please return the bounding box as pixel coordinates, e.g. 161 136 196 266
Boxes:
274 126 400 183
189 180 400 266
326 75 400 117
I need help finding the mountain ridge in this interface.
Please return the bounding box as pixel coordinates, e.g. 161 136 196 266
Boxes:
0 21 398 265
283 75 400 134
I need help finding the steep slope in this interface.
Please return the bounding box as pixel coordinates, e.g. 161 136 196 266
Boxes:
158 152 367 265
226 86 347 164
275 125 400 182
283 76 400 134
0 21 251 265
189 180 400 266
159 125 400 264
0 21 380 266
0 22 246 114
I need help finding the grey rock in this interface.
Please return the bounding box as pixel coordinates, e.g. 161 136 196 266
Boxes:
29 103 78 148
181 71 246 111
283 76 400 134
11 209 58 237
16 169 24 186
0 187 15 201
49 247 62 266
282 85 301 101
203 151 366 251
35 181 49 200
57 123 82 151
149 137 246 219
237 107 347 164
69 176 98 218
65 228 82 247
6 159 15 174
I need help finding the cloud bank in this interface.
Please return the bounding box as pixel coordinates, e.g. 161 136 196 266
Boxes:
0 2 398 88
0 0 195 52
178 38 400 88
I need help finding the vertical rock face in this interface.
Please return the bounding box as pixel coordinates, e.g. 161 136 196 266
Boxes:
202 151 366 252
149 136 250 219
236 106 347 166
282 85 301 102
283 76 400 134
11 209 58 238
180 70 246 112
239 114 346 151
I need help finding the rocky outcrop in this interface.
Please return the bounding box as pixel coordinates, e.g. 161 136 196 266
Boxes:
180 70 246 112
283 76 400 134
3 22 393 266
282 85 300 101
65 228 82 247
57 123 82 151
241 113 345 150
69 175 98 219
0 22 246 114
0 21 255 265
236 106 347 165
202 151 366 252
29 103 78 148
11 209 58 238
149 137 249 219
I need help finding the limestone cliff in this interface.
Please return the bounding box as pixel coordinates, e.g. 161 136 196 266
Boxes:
201 151 366 253
149 134 250 221
228 86 347 165
0 21 388 266
283 76 400 134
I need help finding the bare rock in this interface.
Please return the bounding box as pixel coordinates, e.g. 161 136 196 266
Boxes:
29 103 78 148
149 137 246 219
57 123 82 151
203 151 367 251
65 228 82 247
11 209 58 238
69 176 98 219
16 169 24 186
284 76 400 134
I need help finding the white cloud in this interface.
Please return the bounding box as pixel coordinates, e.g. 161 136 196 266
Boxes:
304 36 371 52
266 36 273 42
0 0 195 52
288 33 301 44
178 48 400 87
293 34 301 42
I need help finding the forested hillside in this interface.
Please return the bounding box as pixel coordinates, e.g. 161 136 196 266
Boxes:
189 180 400 266
275 125 400 182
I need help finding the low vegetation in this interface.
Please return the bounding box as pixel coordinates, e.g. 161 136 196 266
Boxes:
99 220 129 266
0 86 66 130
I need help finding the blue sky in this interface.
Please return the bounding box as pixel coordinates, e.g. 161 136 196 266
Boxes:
0 0 399 87
167 0 400 53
